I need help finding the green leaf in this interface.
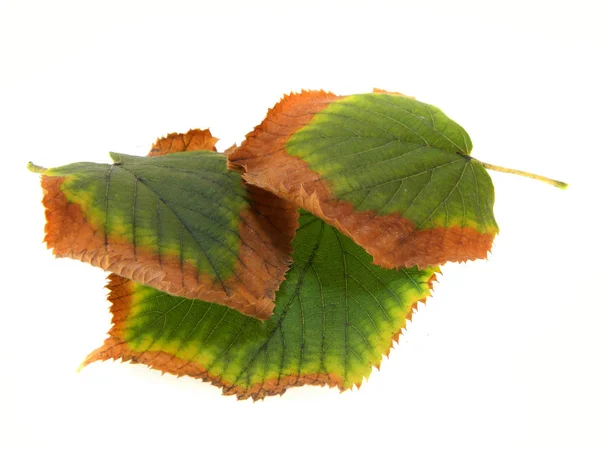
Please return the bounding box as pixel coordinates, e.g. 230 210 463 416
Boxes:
39 148 296 319
229 90 499 269
83 212 437 400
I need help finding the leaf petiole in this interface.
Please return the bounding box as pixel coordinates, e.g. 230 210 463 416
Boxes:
475 159 568 190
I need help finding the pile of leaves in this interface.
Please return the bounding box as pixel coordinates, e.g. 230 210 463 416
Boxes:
30 90 565 400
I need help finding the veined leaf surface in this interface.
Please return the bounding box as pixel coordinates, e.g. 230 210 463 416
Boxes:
39 130 297 319
229 90 498 269
83 212 436 400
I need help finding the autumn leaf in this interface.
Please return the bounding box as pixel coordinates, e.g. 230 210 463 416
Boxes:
148 128 219 157
82 212 437 400
229 90 499 269
36 129 297 319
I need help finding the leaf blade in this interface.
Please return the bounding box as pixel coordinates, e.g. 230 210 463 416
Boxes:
40 133 297 319
83 212 437 400
229 90 498 269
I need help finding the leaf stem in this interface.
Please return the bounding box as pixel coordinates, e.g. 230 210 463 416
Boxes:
475 159 568 190
27 161 47 174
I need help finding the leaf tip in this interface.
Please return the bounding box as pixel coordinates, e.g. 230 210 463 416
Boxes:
108 152 123 163
27 161 47 174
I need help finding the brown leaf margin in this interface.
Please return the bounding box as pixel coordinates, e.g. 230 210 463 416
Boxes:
149 128 219 156
228 90 495 269
82 272 437 401
40 129 298 319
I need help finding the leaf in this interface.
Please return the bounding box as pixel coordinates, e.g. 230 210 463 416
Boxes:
229 90 499 269
148 128 219 157
39 130 297 319
82 212 437 400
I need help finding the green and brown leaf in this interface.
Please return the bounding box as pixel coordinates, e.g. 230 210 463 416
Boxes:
229 90 498 269
83 212 437 400
40 129 297 319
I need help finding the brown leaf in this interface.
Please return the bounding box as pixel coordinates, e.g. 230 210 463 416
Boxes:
148 128 218 156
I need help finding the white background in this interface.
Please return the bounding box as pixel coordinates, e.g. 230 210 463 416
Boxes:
1 1 599 449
